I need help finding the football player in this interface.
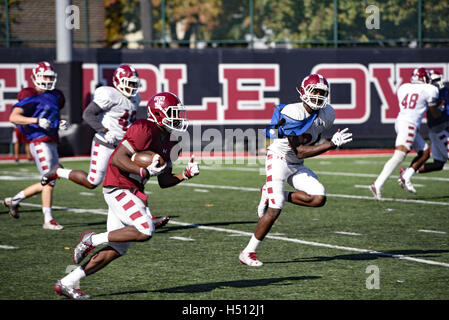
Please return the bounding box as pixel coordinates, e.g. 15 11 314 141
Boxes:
416 70 449 173
53 92 199 299
40 64 169 228
3 61 67 230
370 68 440 200
238 74 353 267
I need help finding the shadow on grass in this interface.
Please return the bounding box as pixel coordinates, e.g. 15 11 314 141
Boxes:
270 249 449 264
98 275 321 297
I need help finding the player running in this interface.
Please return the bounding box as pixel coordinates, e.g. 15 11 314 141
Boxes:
238 73 353 267
53 92 200 299
40 64 169 228
370 67 440 200
3 61 67 230
416 70 449 174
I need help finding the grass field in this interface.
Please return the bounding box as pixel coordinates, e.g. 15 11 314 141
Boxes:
1 154 449 302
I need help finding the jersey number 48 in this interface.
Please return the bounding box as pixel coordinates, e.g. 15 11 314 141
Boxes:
401 93 419 109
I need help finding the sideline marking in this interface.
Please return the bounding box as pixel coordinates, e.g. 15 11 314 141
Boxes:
418 229 447 235
0 245 18 250
334 231 362 236
170 236 195 241
148 181 449 207
14 202 449 268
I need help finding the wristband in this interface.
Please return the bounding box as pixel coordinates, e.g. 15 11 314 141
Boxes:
139 167 148 178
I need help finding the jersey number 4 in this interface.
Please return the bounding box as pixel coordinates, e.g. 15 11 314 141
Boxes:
118 110 137 131
401 93 419 109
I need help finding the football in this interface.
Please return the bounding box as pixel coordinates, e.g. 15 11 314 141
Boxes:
131 150 165 168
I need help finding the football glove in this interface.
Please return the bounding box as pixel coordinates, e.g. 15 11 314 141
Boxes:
182 156 200 180
59 120 69 130
146 154 167 177
37 118 51 130
331 128 353 147
104 130 116 145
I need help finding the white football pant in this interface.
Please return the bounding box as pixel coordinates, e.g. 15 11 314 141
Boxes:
103 188 155 255
30 141 59 187
264 151 325 210
87 141 114 186
394 119 428 152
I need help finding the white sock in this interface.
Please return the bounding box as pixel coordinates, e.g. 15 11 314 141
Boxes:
91 232 109 246
56 168 72 179
11 191 26 205
42 207 53 223
243 234 261 253
60 266 86 287
375 150 406 190
402 167 415 181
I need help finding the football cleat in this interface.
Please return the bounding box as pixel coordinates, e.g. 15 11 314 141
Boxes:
369 184 382 201
41 163 63 186
43 219 64 230
73 231 96 264
3 197 20 219
153 216 170 229
238 250 264 267
257 186 269 219
398 168 417 194
54 280 91 300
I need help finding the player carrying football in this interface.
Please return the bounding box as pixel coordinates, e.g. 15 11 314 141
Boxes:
41 64 169 228
53 92 200 299
238 73 353 267
3 61 67 230
370 67 440 200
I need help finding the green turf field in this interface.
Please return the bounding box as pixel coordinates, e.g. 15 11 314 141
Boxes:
0 155 448 300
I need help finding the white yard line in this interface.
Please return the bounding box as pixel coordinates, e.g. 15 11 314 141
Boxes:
0 245 18 250
334 231 362 236
15 202 449 268
169 236 195 241
147 181 449 207
418 229 447 235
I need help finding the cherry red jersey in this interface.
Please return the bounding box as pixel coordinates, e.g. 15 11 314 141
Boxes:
17 87 39 101
103 119 180 191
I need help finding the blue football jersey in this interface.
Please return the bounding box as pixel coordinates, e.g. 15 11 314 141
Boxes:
13 90 63 141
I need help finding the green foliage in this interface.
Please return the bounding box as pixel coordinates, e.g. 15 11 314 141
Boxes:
102 0 449 47
0 0 24 41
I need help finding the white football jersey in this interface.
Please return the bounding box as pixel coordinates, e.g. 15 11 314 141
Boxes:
396 83 439 127
268 102 335 164
93 86 141 144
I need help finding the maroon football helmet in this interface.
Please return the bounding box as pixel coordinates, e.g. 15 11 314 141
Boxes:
296 73 329 110
112 64 140 97
410 67 431 84
147 92 189 132
32 61 57 91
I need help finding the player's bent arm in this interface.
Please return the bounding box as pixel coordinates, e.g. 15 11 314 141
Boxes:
289 135 336 159
9 107 40 125
157 168 184 189
82 101 108 133
427 105 442 120
110 144 142 176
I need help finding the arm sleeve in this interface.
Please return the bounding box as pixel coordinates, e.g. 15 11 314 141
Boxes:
82 101 106 132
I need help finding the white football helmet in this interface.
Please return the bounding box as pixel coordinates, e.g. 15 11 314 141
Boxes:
430 70 444 89
112 64 140 98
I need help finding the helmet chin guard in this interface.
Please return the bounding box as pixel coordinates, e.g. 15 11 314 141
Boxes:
32 61 57 91
147 92 189 132
297 73 329 110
